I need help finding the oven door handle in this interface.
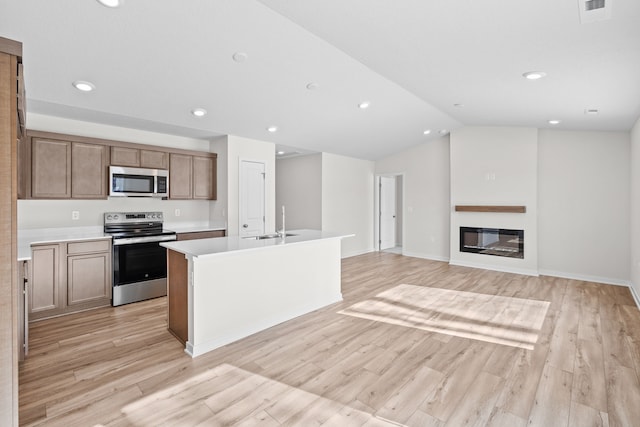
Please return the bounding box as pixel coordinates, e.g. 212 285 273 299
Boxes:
112 235 177 245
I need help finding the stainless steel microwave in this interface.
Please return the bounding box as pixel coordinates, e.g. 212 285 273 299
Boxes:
109 166 169 197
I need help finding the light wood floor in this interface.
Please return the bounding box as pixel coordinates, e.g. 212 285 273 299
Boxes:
19 253 640 426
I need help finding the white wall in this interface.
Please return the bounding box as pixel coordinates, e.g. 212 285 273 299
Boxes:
375 137 450 261
450 127 539 275
276 154 322 230
631 118 640 302
538 130 630 285
209 137 228 228
322 153 375 257
19 114 216 229
225 135 276 236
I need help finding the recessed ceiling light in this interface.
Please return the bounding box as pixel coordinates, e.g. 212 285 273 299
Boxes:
548 119 561 125
267 126 278 133
523 71 547 80
97 0 122 7
277 151 285 155
232 52 248 63
72 81 95 92
584 109 599 115
423 130 432 135
358 101 370 109
306 82 319 90
439 129 449 135
191 108 207 117
453 103 464 107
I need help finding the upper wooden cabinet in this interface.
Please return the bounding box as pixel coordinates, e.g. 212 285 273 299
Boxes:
193 156 216 200
140 149 168 169
170 154 217 200
110 146 139 167
72 142 108 199
20 131 216 200
169 154 192 199
111 146 168 169
31 138 72 199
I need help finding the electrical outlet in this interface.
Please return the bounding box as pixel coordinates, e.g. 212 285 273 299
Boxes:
71 211 80 220
175 208 181 217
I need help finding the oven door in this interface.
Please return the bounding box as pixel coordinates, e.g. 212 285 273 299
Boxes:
113 240 168 286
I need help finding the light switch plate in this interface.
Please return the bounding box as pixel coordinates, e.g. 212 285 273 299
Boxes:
71 211 80 220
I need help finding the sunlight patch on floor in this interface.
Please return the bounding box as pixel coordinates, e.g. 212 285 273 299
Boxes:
118 363 402 426
339 284 550 350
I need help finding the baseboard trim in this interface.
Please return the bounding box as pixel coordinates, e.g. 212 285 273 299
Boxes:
401 251 450 263
449 260 539 277
628 284 640 309
537 269 629 287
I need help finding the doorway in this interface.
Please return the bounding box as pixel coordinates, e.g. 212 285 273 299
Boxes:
239 160 265 237
377 174 403 253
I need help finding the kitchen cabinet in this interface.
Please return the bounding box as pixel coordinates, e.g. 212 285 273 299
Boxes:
193 156 216 200
31 138 71 199
30 244 63 320
66 240 111 307
176 230 225 241
169 153 192 199
21 130 216 200
170 154 217 200
29 239 112 321
71 142 108 199
111 146 168 169
140 149 168 169
110 146 139 167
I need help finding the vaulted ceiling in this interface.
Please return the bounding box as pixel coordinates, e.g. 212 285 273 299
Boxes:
1 0 639 160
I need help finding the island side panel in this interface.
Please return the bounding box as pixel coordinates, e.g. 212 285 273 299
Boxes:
167 249 188 345
189 237 343 357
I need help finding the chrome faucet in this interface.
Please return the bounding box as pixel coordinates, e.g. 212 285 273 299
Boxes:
278 205 285 238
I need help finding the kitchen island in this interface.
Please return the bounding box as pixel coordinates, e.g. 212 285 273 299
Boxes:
161 229 352 357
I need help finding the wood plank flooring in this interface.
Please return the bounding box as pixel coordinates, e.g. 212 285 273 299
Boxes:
19 253 640 426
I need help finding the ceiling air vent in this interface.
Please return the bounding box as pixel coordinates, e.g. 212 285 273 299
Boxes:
578 0 612 23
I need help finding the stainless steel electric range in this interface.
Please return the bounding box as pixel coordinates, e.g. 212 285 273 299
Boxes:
104 211 177 306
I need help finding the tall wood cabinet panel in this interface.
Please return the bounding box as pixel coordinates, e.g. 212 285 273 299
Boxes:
31 138 71 198
169 153 193 199
30 244 62 319
193 155 216 200
71 142 108 199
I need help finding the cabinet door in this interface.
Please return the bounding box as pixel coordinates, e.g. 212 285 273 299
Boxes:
72 142 107 199
67 252 111 306
193 156 216 200
140 150 168 169
110 146 140 167
169 154 192 199
30 244 62 319
31 138 71 198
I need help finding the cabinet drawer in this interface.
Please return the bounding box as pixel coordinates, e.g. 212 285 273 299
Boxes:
67 239 111 255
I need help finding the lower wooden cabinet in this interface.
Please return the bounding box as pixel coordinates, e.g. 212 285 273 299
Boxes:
176 230 225 241
29 239 112 321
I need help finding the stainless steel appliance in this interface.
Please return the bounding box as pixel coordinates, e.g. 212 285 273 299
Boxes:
109 166 169 198
104 211 176 306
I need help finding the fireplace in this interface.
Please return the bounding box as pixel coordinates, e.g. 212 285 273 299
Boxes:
460 227 524 258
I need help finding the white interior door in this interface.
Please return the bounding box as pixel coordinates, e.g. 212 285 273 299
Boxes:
239 160 265 237
379 176 396 250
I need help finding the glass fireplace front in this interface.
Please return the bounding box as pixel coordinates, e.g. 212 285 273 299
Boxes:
460 227 524 259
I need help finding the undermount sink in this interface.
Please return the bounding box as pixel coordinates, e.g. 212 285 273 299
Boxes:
245 233 298 240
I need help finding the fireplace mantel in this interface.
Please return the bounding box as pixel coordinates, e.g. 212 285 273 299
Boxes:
455 205 526 213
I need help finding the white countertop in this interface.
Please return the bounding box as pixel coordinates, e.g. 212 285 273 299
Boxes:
18 227 111 261
161 229 353 259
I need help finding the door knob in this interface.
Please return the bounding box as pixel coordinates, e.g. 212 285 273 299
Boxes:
243 224 248 228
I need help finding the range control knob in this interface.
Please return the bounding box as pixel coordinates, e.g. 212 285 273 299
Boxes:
157 213 163 219
106 214 112 220
113 214 119 220
151 214 156 219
